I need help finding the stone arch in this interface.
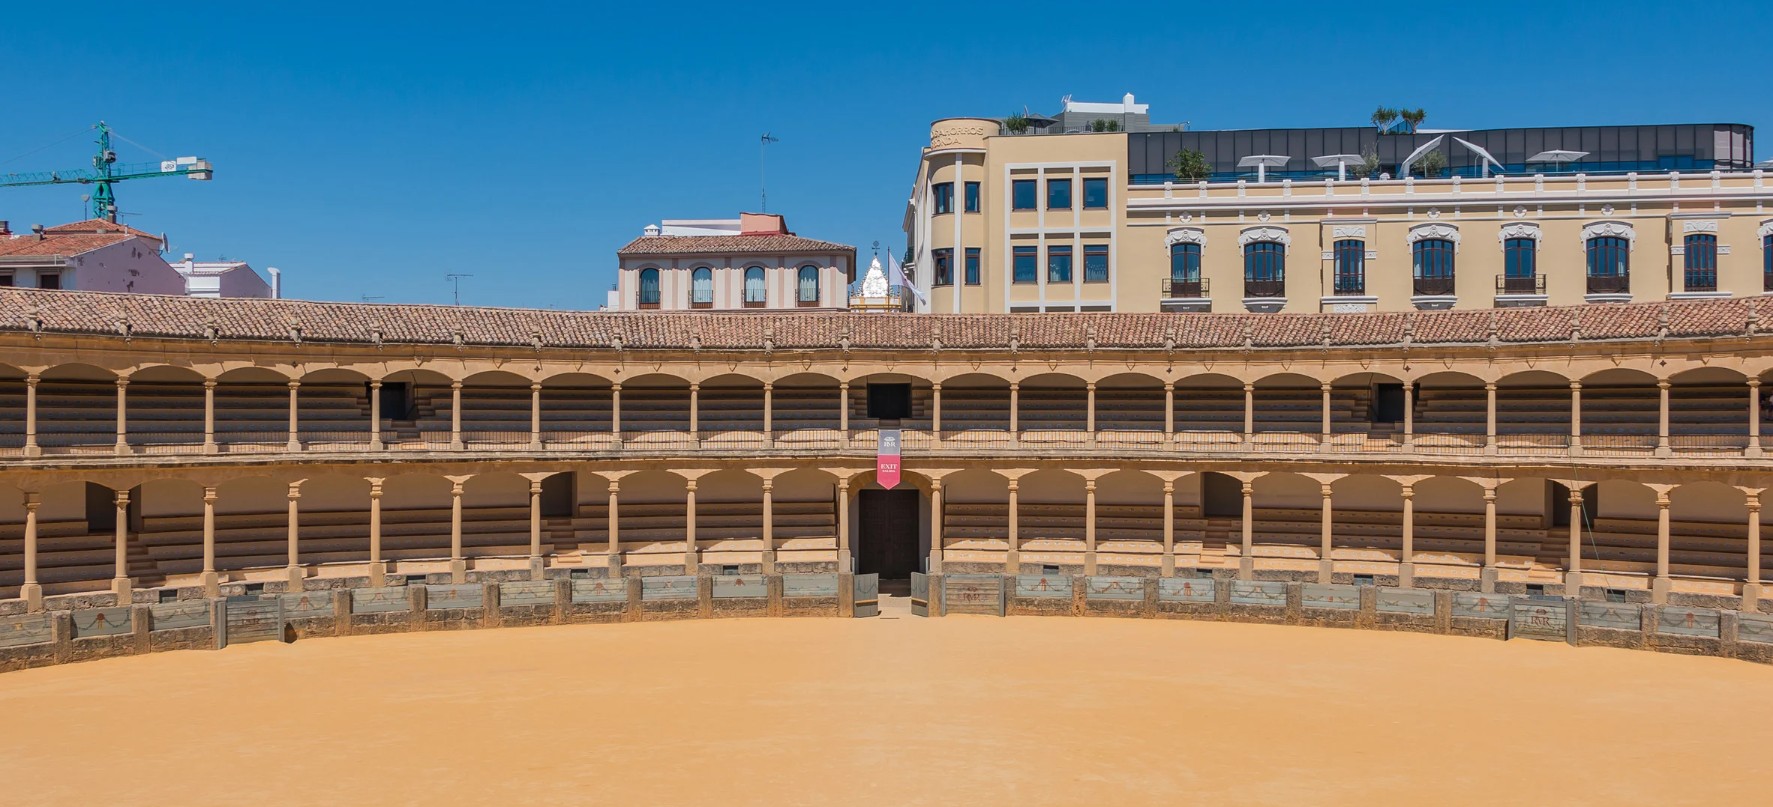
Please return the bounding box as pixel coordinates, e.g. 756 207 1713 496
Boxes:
1580 368 1659 451
536 372 614 438
1096 373 1166 437
622 373 692 437
939 372 1012 436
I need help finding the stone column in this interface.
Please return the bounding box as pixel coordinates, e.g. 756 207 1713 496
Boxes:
528 479 544 578
1399 484 1416 587
23 373 39 457
1402 381 1414 449
611 383 622 439
449 478 467 583
20 492 41 610
1745 490 1763 608
688 382 700 437
1161 481 1175 577
1317 483 1334 583
1483 382 1497 454
285 481 304 588
1009 382 1020 436
928 478 943 574
837 381 849 436
449 380 464 449
111 489 131 600
762 382 774 444
1569 381 1583 455
368 381 384 451
836 477 853 572
286 381 302 451
1085 382 1097 436
1084 479 1098 575
114 377 130 456
1655 379 1672 457
1242 382 1254 443
1239 480 1255 580
606 479 621 565
1481 485 1499 592
201 379 217 454
1320 383 1332 447
1566 486 1586 595
529 383 543 450
367 479 386 586
1748 379 1763 458
1652 486 1673 603
760 479 776 573
1163 382 1175 440
1005 479 1020 573
931 383 943 437
200 486 219 596
683 479 699 574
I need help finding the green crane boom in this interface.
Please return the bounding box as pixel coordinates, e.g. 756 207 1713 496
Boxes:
0 122 213 222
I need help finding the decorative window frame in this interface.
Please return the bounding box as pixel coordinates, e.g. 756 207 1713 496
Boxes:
1405 222 1461 252
1165 227 1207 248
1581 220 1636 251
1237 225 1290 249
1324 226 1375 261
1759 219 1773 240
1497 222 1541 244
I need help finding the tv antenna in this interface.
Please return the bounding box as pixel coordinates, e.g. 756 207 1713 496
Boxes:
759 132 780 212
361 294 385 303
445 273 473 305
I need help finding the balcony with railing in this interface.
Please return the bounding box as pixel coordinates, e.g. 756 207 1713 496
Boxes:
1243 279 1285 298
1412 276 1456 296
1587 274 1630 295
1496 274 1545 295
1161 277 1208 298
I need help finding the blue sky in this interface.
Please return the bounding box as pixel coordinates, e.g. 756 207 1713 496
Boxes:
1 0 1767 309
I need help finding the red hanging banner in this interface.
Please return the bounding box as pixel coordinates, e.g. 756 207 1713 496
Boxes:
876 428 902 490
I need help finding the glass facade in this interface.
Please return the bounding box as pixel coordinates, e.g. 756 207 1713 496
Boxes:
1333 239 1364 295
1684 234 1718 292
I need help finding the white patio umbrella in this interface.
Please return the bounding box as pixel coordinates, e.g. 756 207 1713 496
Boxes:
1527 150 1589 172
1237 155 1290 183
1312 154 1365 181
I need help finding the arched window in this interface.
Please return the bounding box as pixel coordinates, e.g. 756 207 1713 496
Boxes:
1503 237 1537 293
1683 233 1718 292
1411 238 1456 295
797 265 820 306
743 266 766 307
1332 239 1364 295
638 268 661 308
1168 242 1202 298
689 267 713 307
1243 241 1285 297
1586 235 1631 294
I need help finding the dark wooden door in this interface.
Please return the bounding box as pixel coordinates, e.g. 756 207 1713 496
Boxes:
858 489 920 578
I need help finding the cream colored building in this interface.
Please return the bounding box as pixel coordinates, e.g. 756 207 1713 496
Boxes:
905 102 1768 313
613 213 855 311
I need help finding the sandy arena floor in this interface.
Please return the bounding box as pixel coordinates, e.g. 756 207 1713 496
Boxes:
2 602 1770 806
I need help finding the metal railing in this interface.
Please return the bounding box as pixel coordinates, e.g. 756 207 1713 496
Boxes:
1587 274 1630 295
1412 276 1456 296
1160 278 1208 298
1496 274 1545 295
1243 279 1285 298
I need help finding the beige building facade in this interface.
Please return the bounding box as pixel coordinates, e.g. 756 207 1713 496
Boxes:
613 213 855 311
906 114 1769 314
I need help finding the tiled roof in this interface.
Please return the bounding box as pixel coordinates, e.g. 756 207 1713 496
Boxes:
0 287 1763 352
45 219 159 239
616 234 856 256
0 231 134 258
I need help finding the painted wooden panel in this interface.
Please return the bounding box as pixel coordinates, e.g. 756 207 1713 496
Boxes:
1302 583 1359 610
1230 580 1286 606
1085 576 1144 601
352 587 409 614
1452 592 1512 619
1658 606 1720 638
1738 612 1773 644
224 598 283 645
0 613 54 648
426 584 484 610
1580 601 1642 631
641 576 697 601
150 601 211 631
1510 599 1567 641
571 578 627 604
944 574 1005 616
784 574 839 598
281 591 334 620
1376 587 1433 616
854 574 879 617
1157 577 1215 602
500 581 556 608
1016 575 1070 599
910 572 928 617
712 576 767 599
72 607 133 638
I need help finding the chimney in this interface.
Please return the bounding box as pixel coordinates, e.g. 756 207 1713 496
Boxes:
182 253 195 273
0 221 9 236
267 267 282 299
31 223 45 241
642 223 662 237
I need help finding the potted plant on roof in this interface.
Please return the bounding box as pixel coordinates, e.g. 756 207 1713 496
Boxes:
1400 108 1427 135
1371 106 1399 133
1167 148 1211 182
1003 112 1031 135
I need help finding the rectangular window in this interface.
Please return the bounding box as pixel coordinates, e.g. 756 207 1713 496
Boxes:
1082 177 1108 209
1047 245 1073 283
1333 240 1365 295
932 248 953 286
1083 245 1109 282
0 273 12 287
1012 246 1037 283
932 182 954 215
964 248 980 285
1046 178 1072 210
866 384 912 420
964 182 980 213
1011 179 1037 210
37 272 60 290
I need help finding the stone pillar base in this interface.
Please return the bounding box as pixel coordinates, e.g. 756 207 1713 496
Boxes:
1004 550 1020 574
1746 445 1763 459
20 582 42 612
1654 445 1672 458
368 561 388 588
369 439 385 452
1397 561 1415 588
199 571 220 598
22 444 40 458
606 553 624 579
926 553 942 575
1238 556 1255 580
760 550 777 575
1479 566 1499 593
111 576 133 603
449 559 468 584
286 439 303 452
1160 554 1175 577
528 556 546 580
285 565 306 589
1650 575 1672 604
1742 582 1764 612
114 442 132 457
1082 550 1097 576
1317 559 1333 584
1563 570 1584 597
837 549 853 574
683 550 699 575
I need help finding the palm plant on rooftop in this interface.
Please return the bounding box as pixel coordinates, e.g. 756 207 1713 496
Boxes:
1003 113 1031 135
1400 108 1427 134
1371 106 1399 132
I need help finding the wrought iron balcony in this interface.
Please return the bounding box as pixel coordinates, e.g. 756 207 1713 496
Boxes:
1413 276 1456 296
1587 274 1630 295
1496 274 1545 295
1161 277 1208 298
1243 279 1285 298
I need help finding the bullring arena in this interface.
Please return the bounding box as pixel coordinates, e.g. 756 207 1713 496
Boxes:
5 287 1773 802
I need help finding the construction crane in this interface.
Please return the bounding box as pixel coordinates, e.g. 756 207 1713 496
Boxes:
0 122 212 222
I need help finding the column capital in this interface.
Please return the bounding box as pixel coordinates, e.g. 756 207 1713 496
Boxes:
1482 488 1497 502
1657 379 1671 390
1163 381 1174 391
689 382 700 390
1161 481 1174 494
288 380 301 390
115 377 129 388
1320 484 1334 498
611 382 622 391
1241 482 1254 495
1483 381 1497 391
761 480 774 492
450 380 464 390
202 486 218 501
22 491 41 508
1242 382 1254 392
1320 383 1332 392
1399 485 1415 499
203 378 217 389
113 489 129 505
607 480 621 494
25 372 39 384
1569 380 1582 391
1751 378 1763 389
1006 479 1019 492
529 482 544 494
1084 480 1096 492
369 380 383 389
530 382 542 391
